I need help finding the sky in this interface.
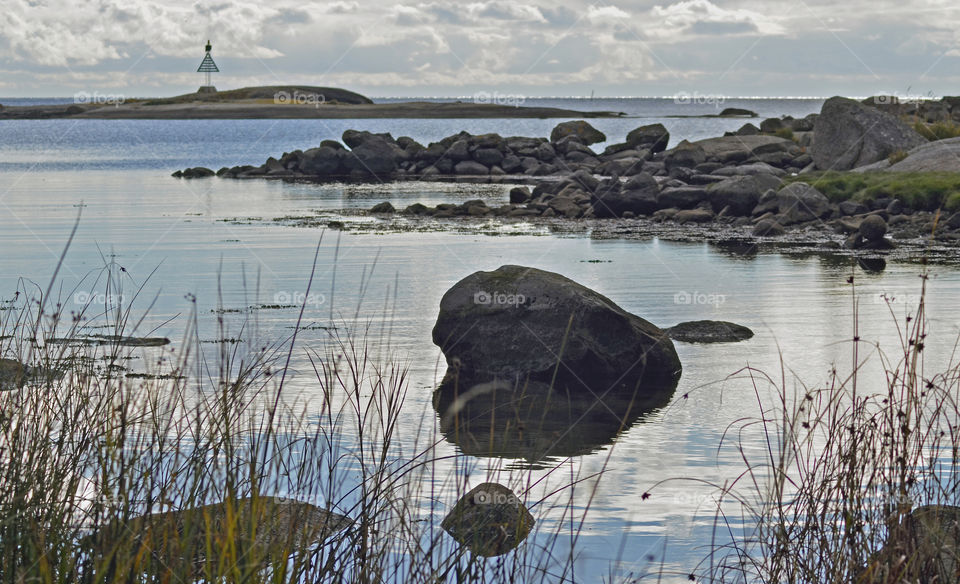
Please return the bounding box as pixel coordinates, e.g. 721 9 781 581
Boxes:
2 0 959 98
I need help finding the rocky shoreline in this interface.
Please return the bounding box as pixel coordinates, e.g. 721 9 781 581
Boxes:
179 95 960 251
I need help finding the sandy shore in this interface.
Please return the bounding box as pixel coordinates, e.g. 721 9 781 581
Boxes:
0 101 623 120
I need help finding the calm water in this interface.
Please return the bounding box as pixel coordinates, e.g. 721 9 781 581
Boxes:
1 98 958 581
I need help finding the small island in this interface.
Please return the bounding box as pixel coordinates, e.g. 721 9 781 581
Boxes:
0 85 624 120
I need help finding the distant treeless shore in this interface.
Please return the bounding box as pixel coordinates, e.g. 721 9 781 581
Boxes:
0 85 624 120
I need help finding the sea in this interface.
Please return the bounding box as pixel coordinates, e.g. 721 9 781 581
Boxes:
0 97 958 582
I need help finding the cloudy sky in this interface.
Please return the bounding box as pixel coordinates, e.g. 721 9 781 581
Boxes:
3 0 959 98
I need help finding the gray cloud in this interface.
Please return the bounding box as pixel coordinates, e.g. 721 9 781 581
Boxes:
2 0 960 97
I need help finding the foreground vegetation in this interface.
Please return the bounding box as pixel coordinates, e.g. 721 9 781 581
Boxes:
1 235 958 583
691 269 960 583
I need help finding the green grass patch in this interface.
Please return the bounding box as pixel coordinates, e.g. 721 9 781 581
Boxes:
913 120 960 141
786 171 960 212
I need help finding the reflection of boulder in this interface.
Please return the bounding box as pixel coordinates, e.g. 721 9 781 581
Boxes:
441 483 534 557
433 376 676 463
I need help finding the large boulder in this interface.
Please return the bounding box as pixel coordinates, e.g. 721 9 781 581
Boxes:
812 96 926 170
885 136 960 172
694 135 797 164
625 123 670 153
432 265 682 395
776 183 832 224
298 146 342 175
550 121 606 145
707 174 784 216
664 140 706 170
342 135 406 176
441 483 534 557
591 172 660 217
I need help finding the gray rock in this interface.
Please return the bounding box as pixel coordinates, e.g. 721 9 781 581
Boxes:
736 123 761 136
776 183 831 224
694 135 796 164
674 208 714 223
658 186 707 209
625 123 670 153
342 129 394 149
441 483 534 557
550 121 606 145
454 161 490 175
84 497 350 570
369 201 395 213
719 107 757 117
707 174 784 216
759 118 784 133
666 320 754 343
885 136 960 172
298 146 342 175
812 96 926 170
509 186 532 204
859 214 888 242
839 200 869 216
472 147 504 167
431 265 682 393
445 139 471 162
342 136 405 176
174 167 216 179
591 172 660 217
752 219 786 236
664 140 707 170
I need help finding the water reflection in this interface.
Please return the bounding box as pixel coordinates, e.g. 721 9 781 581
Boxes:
433 375 677 467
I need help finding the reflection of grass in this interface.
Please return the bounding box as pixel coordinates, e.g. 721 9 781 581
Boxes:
685 272 960 582
787 171 960 212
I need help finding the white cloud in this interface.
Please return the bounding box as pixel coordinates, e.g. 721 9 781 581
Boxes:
649 0 784 39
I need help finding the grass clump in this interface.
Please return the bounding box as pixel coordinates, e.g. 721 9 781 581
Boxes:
774 127 795 141
913 120 960 141
787 171 960 212
688 272 960 583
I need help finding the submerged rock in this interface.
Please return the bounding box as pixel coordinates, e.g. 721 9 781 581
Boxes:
866 505 960 583
0 358 27 391
0 358 66 390
432 265 682 395
665 320 754 343
441 483 534 557
84 496 351 570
